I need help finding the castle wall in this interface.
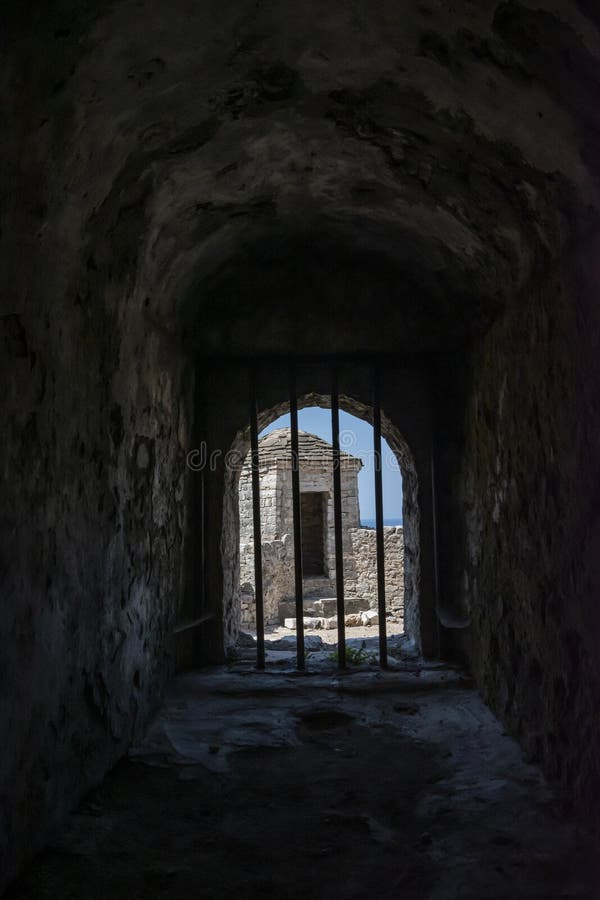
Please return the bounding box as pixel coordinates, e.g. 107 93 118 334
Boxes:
238 442 404 628
345 526 404 621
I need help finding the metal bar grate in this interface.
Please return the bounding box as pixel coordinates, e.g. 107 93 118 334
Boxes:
331 367 346 670
373 366 388 668
249 368 266 669
289 363 306 670
241 357 398 671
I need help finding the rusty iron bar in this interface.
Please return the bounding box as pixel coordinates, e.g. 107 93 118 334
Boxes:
289 364 306 670
373 366 388 668
249 367 265 670
331 368 346 670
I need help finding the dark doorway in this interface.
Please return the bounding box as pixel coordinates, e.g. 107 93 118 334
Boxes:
301 492 326 576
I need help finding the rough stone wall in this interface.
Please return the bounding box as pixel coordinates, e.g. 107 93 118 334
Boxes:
276 464 362 576
240 535 295 626
0 181 193 893
238 440 363 624
0 8 195 891
238 448 360 555
237 434 404 625
3 0 600 890
240 526 404 626
456 241 600 831
239 466 279 543
345 526 404 620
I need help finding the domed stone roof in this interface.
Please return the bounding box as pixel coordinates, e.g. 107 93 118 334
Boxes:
258 427 362 468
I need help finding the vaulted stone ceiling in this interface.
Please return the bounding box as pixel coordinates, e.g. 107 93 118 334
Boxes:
2 2 600 892
4 0 600 351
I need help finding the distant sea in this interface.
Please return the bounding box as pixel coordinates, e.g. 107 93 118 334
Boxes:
361 518 402 528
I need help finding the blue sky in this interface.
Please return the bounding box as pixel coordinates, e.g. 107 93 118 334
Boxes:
260 407 403 522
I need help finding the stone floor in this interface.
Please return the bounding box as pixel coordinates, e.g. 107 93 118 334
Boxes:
234 622 408 669
6 663 598 900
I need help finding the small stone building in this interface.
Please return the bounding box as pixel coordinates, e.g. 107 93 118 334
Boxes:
238 428 404 628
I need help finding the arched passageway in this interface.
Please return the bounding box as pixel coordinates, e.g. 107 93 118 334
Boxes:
221 390 420 658
190 358 440 665
3 0 600 895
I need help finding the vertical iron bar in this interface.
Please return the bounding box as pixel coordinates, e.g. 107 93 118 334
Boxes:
373 366 388 668
196 392 207 618
200 463 206 614
249 368 265 670
331 368 346 670
289 364 305 670
430 446 442 658
197 392 207 664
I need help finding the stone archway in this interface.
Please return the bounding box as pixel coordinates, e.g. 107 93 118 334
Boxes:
221 391 420 651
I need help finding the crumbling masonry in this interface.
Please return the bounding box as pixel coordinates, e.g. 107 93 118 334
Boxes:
238 428 404 628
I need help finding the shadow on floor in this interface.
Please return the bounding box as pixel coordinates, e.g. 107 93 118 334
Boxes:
6 666 598 900
230 626 415 671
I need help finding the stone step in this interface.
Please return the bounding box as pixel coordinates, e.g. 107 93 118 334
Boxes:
278 597 365 621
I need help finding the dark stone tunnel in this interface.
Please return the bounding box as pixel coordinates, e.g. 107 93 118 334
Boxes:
1 1 599 896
